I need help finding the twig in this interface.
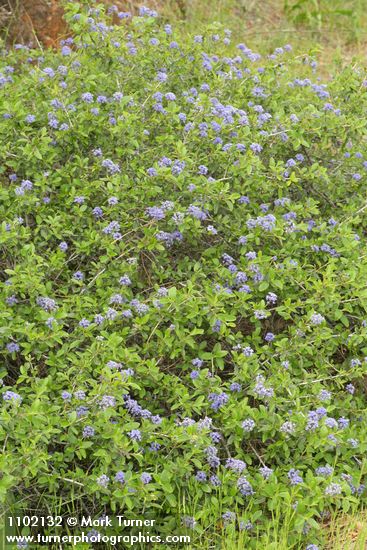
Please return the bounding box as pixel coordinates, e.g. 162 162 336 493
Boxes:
249 443 266 467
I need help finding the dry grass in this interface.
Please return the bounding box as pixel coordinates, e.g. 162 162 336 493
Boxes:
324 511 367 550
1 0 367 73
148 0 367 74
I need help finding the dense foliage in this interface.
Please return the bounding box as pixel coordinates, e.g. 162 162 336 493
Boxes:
1 3 367 548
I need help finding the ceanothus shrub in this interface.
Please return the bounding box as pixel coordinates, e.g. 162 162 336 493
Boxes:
1 3 367 548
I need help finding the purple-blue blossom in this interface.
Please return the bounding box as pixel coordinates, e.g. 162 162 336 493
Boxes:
115 471 125 483
288 468 303 485
226 458 247 473
7 342 20 353
259 466 273 479
96 474 109 488
187 205 208 220
208 392 229 411
195 471 207 482
324 483 342 496
141 472 152 484
237 476 254 496
83 426 95 438
3 390 22 404
242 419 255 432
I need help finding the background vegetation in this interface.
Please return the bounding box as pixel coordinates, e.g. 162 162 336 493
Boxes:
1 0 367 68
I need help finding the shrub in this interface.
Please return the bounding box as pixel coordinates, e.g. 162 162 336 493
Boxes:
1 3 367 548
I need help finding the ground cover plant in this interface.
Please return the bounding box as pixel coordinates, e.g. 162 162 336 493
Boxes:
1 2 367 548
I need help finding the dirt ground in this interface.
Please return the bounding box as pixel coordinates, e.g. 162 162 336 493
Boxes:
0 0 156 46
0 0 67 46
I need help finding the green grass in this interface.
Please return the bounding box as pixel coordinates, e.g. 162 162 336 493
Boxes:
151 0 367 73
324 511 367 550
